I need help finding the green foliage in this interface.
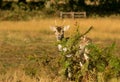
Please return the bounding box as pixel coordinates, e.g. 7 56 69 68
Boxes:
88 42 120 81
58 26 92 80
0 0 119 18
43 7 55 15
58 26 120 81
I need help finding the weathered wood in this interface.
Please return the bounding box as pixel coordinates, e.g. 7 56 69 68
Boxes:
60 12 86 19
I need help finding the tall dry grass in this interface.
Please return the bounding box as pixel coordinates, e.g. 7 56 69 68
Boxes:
0 68 68 82
0 18 120 82
0 18 120 40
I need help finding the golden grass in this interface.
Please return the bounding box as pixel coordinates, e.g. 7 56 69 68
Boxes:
0 68 69 82
0 18 120 82
0 18 120 40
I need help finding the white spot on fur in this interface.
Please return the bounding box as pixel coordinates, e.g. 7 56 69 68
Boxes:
58 44 62 51
84 53 89 60
79 62 83 67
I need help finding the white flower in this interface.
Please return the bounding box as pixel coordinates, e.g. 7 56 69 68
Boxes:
84 53 89 60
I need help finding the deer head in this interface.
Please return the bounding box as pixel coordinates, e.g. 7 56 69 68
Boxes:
50 25 70 41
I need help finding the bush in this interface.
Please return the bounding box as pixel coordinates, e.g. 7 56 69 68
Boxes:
58 25 120 82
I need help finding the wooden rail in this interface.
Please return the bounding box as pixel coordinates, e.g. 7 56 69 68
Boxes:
60 12 86 19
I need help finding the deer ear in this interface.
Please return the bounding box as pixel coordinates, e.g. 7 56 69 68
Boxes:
50 26 56 31
63 25 70 31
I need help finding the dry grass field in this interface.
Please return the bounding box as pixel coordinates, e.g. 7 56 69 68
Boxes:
0 18 120 82
0 18 120 39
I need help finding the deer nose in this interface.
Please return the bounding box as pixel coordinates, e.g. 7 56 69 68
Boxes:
58 36 62 40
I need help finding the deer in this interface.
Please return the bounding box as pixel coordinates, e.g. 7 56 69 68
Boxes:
50 21 91 59
50 20 70 52
50 21 92 81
